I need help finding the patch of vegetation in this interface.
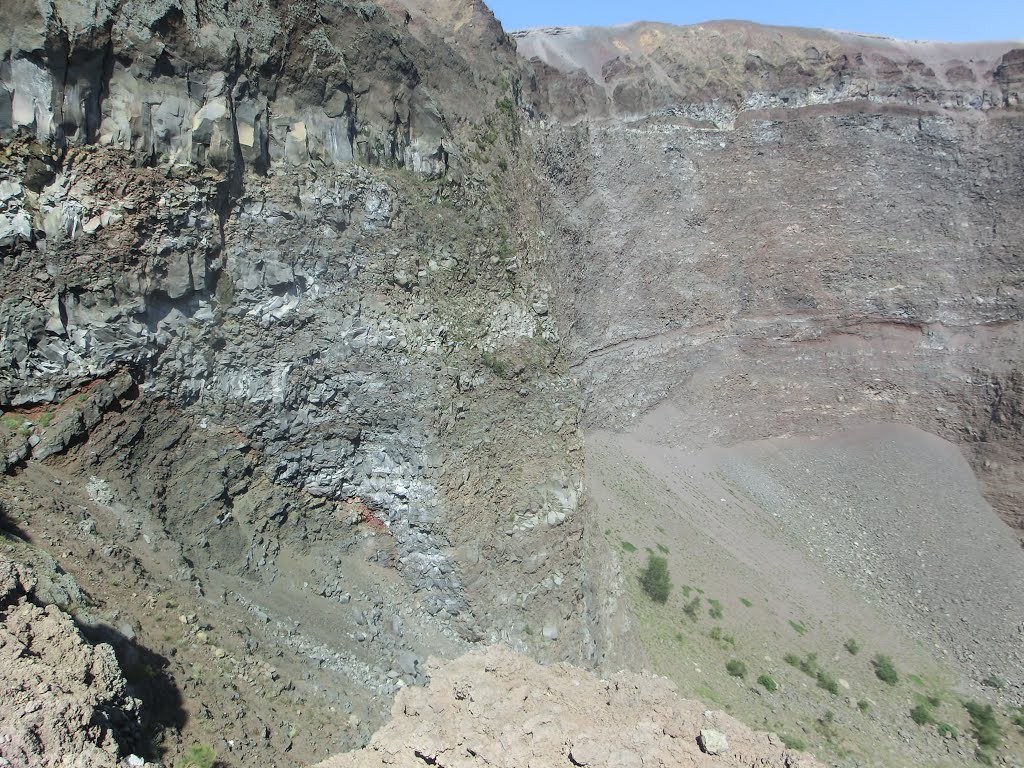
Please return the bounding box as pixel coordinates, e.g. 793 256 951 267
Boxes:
815 669 840 696
1010 706 1024 734
639 553 671 603
857 699 870 713
36 411 54 427
709 626 735 647
757 674 778 692
788 619 807 636
964 701 1002 763
481 351 510 378
707 599 723 620
620 539 637 553
780 734 806 751
815 710 840 742
911 704 934 726
1 414 25 430
981 675 1006 690
725 659 747 678
872 655 899 686
784 652 838 695
694 684 719 705
656 543 669 554
907 673 925 687
936 722 958 740
682 595 701 622
680 585 692 598
844 638 860 655
495 97 515 120
177 744 216 768
739 597 752 608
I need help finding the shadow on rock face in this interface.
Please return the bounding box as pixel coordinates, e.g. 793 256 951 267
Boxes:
78 620 187 762
0 499 30 543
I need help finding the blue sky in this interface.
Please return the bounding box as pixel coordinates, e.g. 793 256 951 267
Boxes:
486 0 1024 42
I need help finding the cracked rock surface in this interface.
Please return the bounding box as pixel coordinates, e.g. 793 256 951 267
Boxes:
314 645 823 768
0 553 146 768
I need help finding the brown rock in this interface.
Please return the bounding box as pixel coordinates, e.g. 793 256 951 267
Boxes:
314 646 822 768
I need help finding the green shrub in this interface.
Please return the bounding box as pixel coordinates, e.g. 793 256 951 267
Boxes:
481 351 509 378
910 704 934 726
1011 706 1024 734
788 620 807 636
857 699 870 713
177 744 215 768
780 734 805 751
844 638 860 655
709 626 735 646
656 543 669 554
725 659 747 678
1 414 25 430
495 97 515 119
816 669 840 696
872 654 899 685
739 597 753 607
964 701 1002 755
816 710 839 742
936 722 958 739
620 539 637 553
639 553 672 603
796 652 818 676
784 652 838 694
757 674 778 692
981 675 1006 690
682 596 701 621
707 599 723 620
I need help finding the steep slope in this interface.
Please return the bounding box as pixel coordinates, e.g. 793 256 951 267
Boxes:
523 21 1024 534
2 5 1024 768
1 1 586 765
520 19 1024 767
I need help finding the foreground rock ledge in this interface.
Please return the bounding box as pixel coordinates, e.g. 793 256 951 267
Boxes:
315 646 821 768
0 555 144 768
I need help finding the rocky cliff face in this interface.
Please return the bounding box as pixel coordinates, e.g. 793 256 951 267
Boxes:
519 21 1024 766
2 1 587 765
1 4 1023 768
521 22 1024 535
